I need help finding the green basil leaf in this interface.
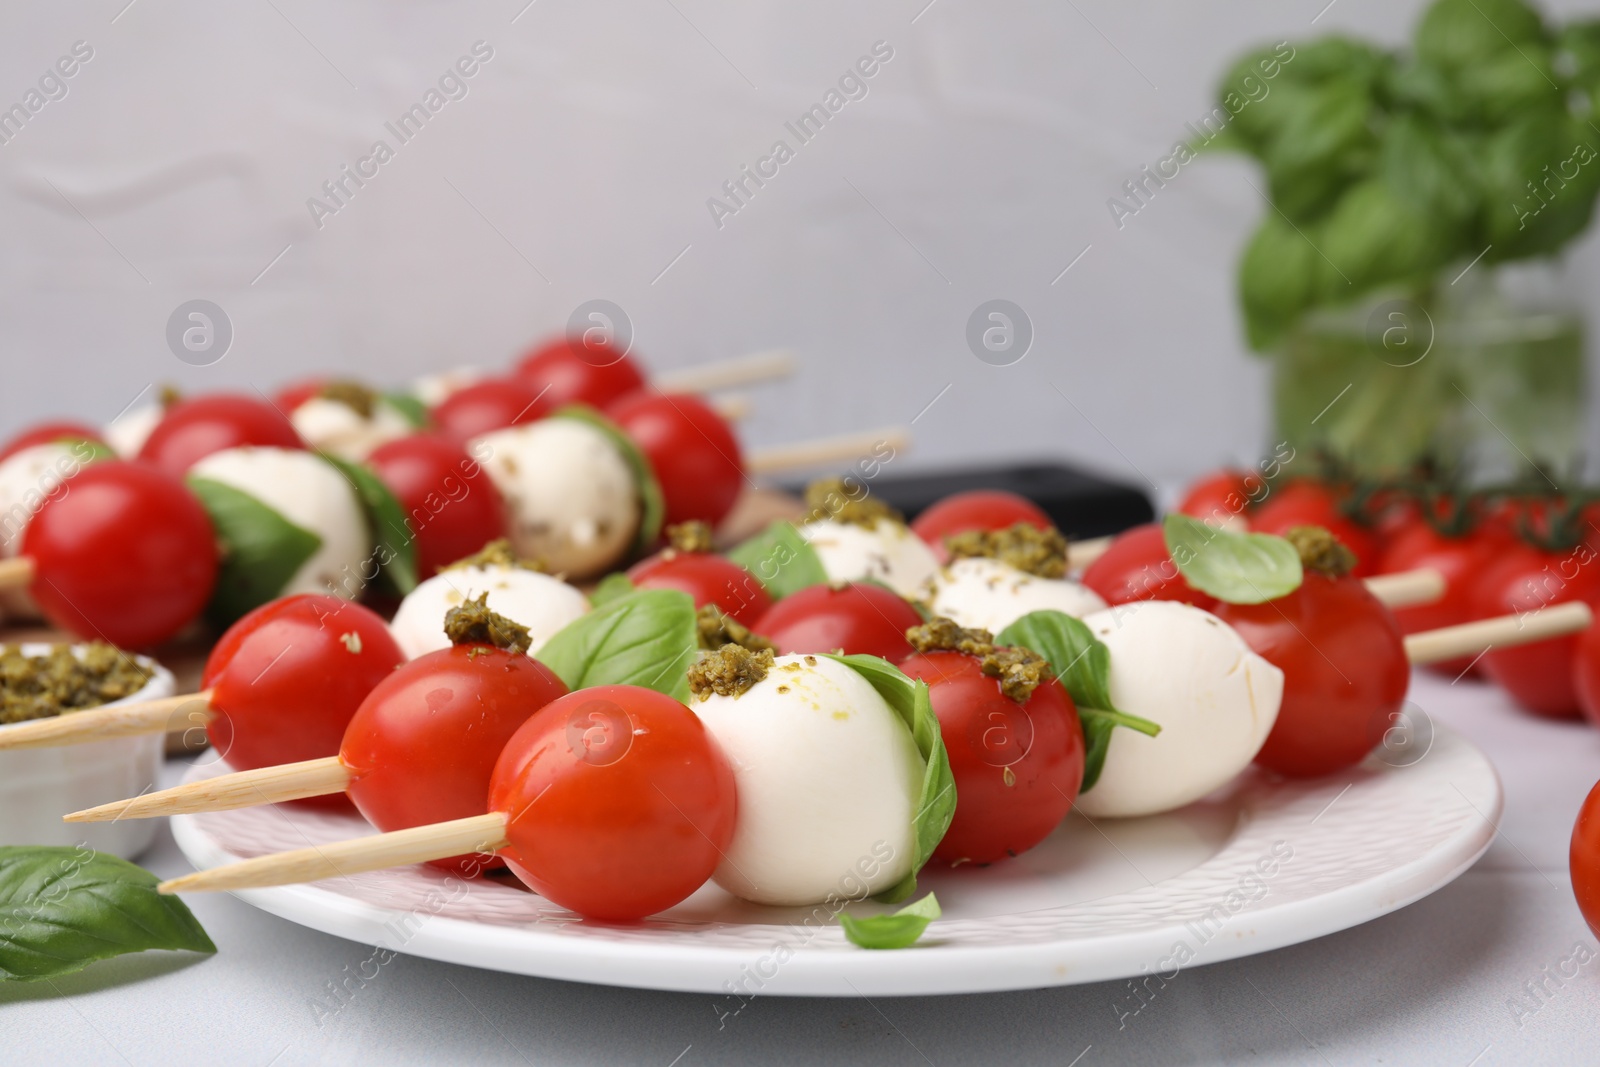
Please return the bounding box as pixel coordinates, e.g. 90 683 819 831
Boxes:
0 847 215 981
1416 0 1546 73
1379 114 1481 230
1481 113 1600 260
1238 215 1320 351
553 405 664 557
318 453 419 598
536 588 698 701
822 654 954 904
589 572 637 608
63 438 116 464
995 610 1160 793
1320 179 1454 294
187 475 323 627
840 892 940 950
1163 513 1303 604
726 521 828 600
382 392 430 430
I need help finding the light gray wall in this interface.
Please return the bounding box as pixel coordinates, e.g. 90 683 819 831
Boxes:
2 0 1596 490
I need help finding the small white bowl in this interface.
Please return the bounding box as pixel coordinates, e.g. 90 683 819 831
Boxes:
0 643 174 860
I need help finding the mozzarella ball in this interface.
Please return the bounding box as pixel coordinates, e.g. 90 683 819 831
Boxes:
389 564 589 659
289 397 412 461
0 443 91 618
474 419 640 579
799 519 940 600
190 446 371 600
411 366 482 407
926 557 1107 634
1074 601 1284 819
104 403 162 459
692 655 923 906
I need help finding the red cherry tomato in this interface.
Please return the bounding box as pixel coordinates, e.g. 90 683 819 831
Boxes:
341 643 568 872
1214 574 1409 777
754 582 923 662
487 684 737 921
628 551 771 626
201 594 406 776
1176 469 1254 526
137 394 304 479
1252 482 1378 577
274 378 325 412
1376 523 1506 676
514 336 646 410
366 434 506 576
606 391 744 528
1473 542 1600 718
900 651 1083 865
1572 624 1600 729
0 421 105 463
910 491 1052 562
1080 523 1216 609
431 378 554 446
1572 780 1600 938
22 461 218 649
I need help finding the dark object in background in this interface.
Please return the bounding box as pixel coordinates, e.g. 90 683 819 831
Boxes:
786 462 1153 540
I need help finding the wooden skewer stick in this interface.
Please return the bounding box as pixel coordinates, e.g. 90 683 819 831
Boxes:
65 756 349 823
1364 568 1446 610
1405 600 1593 665
0 556 36 591
158 812 507 895
746 427 910 476
0 690 213 751
1066 536 1113 571
655 351 793 395
709 394 752 422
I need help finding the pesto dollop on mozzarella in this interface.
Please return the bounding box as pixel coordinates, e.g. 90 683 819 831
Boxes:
690 654 923 906
290 397 412 461
389 564 589 659
926 556 1107 634
799 518 939 600
474 419 640 579
1073 601 1283 819
189 446 371 600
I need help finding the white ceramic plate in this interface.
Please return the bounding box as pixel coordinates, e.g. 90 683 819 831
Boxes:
171 723 1499 997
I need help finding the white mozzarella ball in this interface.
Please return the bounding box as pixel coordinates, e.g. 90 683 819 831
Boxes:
1074 601 1284 819
473 419 640 579
692 655 923 906
0 443 90 618
926 557 1107 634
389 565 589 659
799 519 940 600
190 447 371 600
289 397 411 461
104 404 162 458
411 366 482 407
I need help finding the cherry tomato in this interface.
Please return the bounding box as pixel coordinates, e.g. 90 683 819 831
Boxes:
1376 523 1505 676
1572 623 1600 729
431 377 554 446
274 378 325 412
1252 481 1378 577
202 594 406 777
1176 469 1253 527
22 461 218 649
366 434 506 576
341 643 568 872
754 582 923 662
910 491 1052 562
487 684 737 921
1080 523 1216 609
606 391 744 528
1572 779 1600 938
137 394 304 479
1473 542 1600 718
628 551 771 626
900 651 1083 865
1214 574 1409 777
514 336 646 410
0 421 105 463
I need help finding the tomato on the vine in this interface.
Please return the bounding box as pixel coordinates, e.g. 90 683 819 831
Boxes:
137 394 304 478
1473 541 1600 718
606 391 744 528
910 491 1052 561
1572 779 1600 938
1176 469 1253 527
1251 481 1378 577
628 551 771 626
0 421 105 463
1080 523 1216 609
431 378 553 445
754 582 923 662
366 434 506 576
514 337 646 410
1376 522 1506 675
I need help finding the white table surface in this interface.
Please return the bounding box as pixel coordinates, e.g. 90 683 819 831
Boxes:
7 669 1599 1067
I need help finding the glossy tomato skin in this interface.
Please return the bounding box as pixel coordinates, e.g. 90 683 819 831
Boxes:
23 462 218 649
1377 523 1505 676
430 377 553 446
1473 542 1600 718
367 434 506 576
137 394 303 478
514 337 646 410
1214 575 1409 778
342 644 568 872
1572 780 1600 938
201 594 405 777
606 391 743 528
910 491 1052 562
900 652 1084 865
754 582 923 662
1080 523 1217 609
0 421 105 463
1176 469 1253 527
1573 624 1600 729
628 551 771 626
1251 482 1378 577
488 684 737 921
